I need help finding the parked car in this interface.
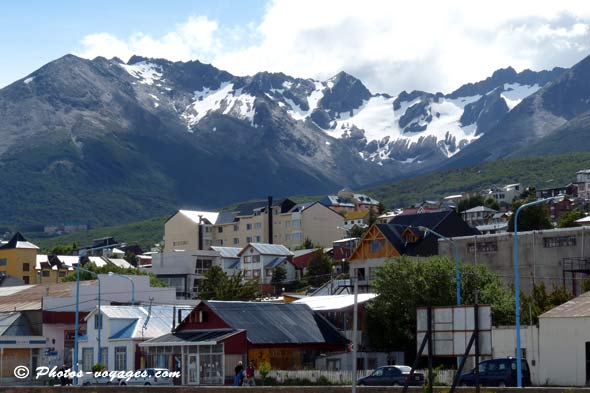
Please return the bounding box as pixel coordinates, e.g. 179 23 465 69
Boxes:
357 365 425 386
458 358 531 387
119 368 173 386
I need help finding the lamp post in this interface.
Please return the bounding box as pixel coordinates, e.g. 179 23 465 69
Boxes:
417 226 462 306
513 197 555 387
108 272 135 305
73 257 102 385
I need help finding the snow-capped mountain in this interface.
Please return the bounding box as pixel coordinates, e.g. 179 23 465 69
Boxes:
0 54 569 227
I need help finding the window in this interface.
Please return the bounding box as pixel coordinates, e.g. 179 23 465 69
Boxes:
217 227 223 233
173 240 188 246
58 271 66 278
544 236 576 248
204 226 212 233
255 235 261 242
100 348 108 367
244 270 252 279
22 263 30 272
252 255 260 263
204 239 212 247
369 239 385 253
292 219 301 229
246 223 252 230
253 270 261 278
344 221 348 225
233 238 239 245
216 239 223 246
467 241 498 253
94 314 102 330
244 256 252 264
0 258 6 266
22 276 29 284
82 348 94 371
233 224 239 232
265 269 273 277
254 222 262 230
195 258 213 274
115 347 126 371
246 236 252 243
42 270 50 277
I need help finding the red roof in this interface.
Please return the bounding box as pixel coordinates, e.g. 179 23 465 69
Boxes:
292 249 322 270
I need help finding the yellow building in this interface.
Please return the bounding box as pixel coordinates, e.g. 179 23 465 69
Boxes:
0 232 39 284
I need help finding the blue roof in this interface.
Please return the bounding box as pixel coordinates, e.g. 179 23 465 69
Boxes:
110 320 138 340
228 260 241 269
264 256 287 269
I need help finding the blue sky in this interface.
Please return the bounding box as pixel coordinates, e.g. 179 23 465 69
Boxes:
1 1 589 94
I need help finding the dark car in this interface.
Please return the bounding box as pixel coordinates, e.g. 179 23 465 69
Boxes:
357 365 425 386
458 358 531 387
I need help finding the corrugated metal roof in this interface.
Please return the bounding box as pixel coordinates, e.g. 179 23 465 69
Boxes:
210 246 241 258
206 301 348 345
107 258 134 269
292 249 320 258
0 281 96 312
140 330 239 346
540 291 590 318
240 243 293 256
214 211 237 225
179 210 220 225
110 320 138 339
0 233 39 250
294 294 377 311
264 257 288 269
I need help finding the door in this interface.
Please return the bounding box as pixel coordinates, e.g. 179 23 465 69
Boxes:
187 355 198 385
586 342 590 385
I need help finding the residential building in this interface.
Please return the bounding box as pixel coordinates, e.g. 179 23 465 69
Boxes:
42 275 178 369
78 305 190 373
0 272 24 287
576 169 590 199
164 210 219 252
548 197 574 221
438 226 590 294
537 183 577 199
139 300 348 385
332 237 359 263
342 210 370 230
320 189 380 213
291 248 323 278
349 211 478 287
238 243 295 292
0 232 39 284
461 205 498 227
485 183 521 204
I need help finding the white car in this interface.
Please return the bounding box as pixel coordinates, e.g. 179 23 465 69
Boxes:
119 368 173 386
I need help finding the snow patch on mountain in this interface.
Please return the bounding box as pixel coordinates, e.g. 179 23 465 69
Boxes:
24 77 35 84
501 83 541 110
181 83 257 129
285 81 325 120
119 62 163 86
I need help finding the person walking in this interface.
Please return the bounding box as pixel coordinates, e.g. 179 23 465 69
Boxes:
245 362 256 386
234 360 244 386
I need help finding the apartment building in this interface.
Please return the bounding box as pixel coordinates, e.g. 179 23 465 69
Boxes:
166 198 346 251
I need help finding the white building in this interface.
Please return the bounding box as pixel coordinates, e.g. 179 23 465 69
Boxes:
538 291 590 386
78 305 191 373
238 243 295 285
486 183 521 205
577 170 590 199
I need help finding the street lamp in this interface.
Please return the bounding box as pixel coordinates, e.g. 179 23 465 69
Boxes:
73 255 102 385
417 226 462 306
108 272 135 305
513 196 556 387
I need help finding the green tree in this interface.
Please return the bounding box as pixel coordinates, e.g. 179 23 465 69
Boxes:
46 243 77 255
458 195 484 212
366 256 515 350
271 264 287 285
557 210 585 228
61 261 167 288
507 199 553 232
199 266 259 300
295 238 316 250
520 283 573 324
484 197 500 211
377 201 387 215
306 252 332 287
348 224 368 238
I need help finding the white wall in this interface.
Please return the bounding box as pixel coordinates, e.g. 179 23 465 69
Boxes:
539 316 590 386
492 326 540 385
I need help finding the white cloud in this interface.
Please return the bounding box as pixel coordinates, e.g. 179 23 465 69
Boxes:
76 0 590 95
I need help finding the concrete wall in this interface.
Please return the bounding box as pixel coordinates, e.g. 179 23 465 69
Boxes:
492 326 540 385
164 213 199 252
438 226 590 294
539 316 590 386
301 203 345 249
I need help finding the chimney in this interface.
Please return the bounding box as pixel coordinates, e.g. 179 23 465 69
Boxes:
268 196 273 244
172 306 176 332
198 215 204 250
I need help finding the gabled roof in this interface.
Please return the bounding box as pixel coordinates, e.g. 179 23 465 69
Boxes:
321 195 355 207
0 312 37 336
205 301 348 345
0 232 39 250
540 291 590 318
238 243 293 257
353 194 379 205
177 210 220 225
140 330 241 347
389 210 453 230
214 211 237 225
289 202 315 213
210 246 241 258
344 210 370 220
463 205 497 214
233 198 296 216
